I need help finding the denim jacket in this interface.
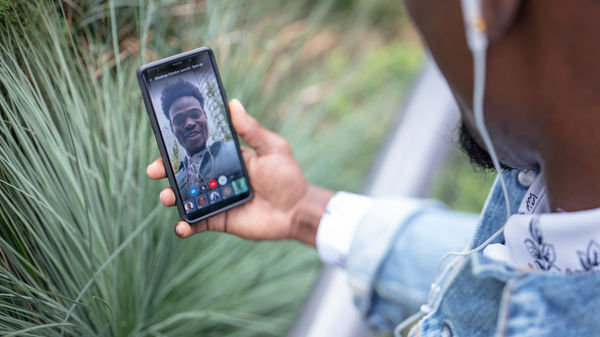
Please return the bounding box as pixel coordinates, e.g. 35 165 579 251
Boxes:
347 170 600 336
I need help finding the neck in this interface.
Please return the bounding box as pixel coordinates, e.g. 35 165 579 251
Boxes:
188 145 208 158
541 130 600 212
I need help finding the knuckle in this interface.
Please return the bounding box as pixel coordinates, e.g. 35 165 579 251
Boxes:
274 136 292 153
196 221 208 234
206 217 225 233
206 218 215 232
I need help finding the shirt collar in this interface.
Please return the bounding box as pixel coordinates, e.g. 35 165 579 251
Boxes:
183 144 210 168
486 171 600 274
517 171 550 215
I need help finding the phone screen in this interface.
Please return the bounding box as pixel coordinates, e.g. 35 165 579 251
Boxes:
140 49 251 221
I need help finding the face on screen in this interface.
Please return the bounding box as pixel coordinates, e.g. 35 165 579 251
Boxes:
144 51 250 219
169 95 209 156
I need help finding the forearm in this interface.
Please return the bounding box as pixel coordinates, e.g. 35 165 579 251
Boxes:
290 185 335 247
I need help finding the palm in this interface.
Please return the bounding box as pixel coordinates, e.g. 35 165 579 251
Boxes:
216 147 308 240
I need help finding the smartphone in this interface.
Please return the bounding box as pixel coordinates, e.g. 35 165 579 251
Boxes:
137 47 252 223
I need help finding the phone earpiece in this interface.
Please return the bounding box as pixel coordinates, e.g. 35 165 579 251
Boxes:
460 0 488 53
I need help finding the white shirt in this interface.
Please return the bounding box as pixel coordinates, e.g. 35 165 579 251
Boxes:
184 146 213 187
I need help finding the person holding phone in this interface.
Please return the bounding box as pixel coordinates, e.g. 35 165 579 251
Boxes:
147 0 600 336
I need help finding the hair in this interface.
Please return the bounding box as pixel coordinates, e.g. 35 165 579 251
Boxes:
458 121 512 172
160 80 205 120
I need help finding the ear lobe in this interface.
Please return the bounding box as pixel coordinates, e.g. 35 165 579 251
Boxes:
483 0 523 41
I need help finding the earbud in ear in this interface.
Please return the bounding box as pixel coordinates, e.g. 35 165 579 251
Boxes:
460 0 488 53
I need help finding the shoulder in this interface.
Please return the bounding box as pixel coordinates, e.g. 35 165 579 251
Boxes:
210 140 240 175
210 140 237 157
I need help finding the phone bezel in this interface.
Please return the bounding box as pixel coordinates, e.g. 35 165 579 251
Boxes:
137 47 253 224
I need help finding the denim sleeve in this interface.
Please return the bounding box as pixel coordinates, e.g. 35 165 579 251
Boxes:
346 198 479 332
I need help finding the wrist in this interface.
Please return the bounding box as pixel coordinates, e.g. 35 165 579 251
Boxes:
290 185 335 247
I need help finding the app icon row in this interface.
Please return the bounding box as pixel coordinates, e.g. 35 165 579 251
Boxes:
189 175 230 197
183 177 249 214
184 183 235 213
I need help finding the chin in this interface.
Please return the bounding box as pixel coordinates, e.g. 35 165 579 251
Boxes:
186 141 207 155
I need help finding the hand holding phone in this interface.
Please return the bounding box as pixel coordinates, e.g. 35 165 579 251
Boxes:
147 99 335 245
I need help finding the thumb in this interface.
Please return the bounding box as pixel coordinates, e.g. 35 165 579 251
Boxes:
229 99 288 155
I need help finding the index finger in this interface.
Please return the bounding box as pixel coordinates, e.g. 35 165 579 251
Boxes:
147 157 167 179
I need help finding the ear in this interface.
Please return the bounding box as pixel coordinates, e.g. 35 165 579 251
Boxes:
483 0 523 41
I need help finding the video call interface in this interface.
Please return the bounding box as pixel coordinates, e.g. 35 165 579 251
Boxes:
146 52 248 216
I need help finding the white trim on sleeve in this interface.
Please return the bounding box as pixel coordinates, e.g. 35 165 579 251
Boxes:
316 192 374 268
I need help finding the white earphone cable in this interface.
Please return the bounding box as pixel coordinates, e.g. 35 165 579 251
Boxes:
393 1 514 335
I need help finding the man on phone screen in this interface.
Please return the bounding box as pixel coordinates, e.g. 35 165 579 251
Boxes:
161 80 240 201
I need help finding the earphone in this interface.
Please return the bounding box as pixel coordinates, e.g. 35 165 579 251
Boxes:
461 0 488 53
393 0 513 335
461 0 512 220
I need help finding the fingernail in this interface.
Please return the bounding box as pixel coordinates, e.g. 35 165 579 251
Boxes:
159 190 166 200
176 225 183 236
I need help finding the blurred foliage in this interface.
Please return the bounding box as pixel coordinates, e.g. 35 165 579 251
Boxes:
430 148 496 213
0 0 20 25
0 0 422 336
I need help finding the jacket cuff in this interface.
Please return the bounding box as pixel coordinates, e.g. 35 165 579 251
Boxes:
316 191 374 268
346 198 424 296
